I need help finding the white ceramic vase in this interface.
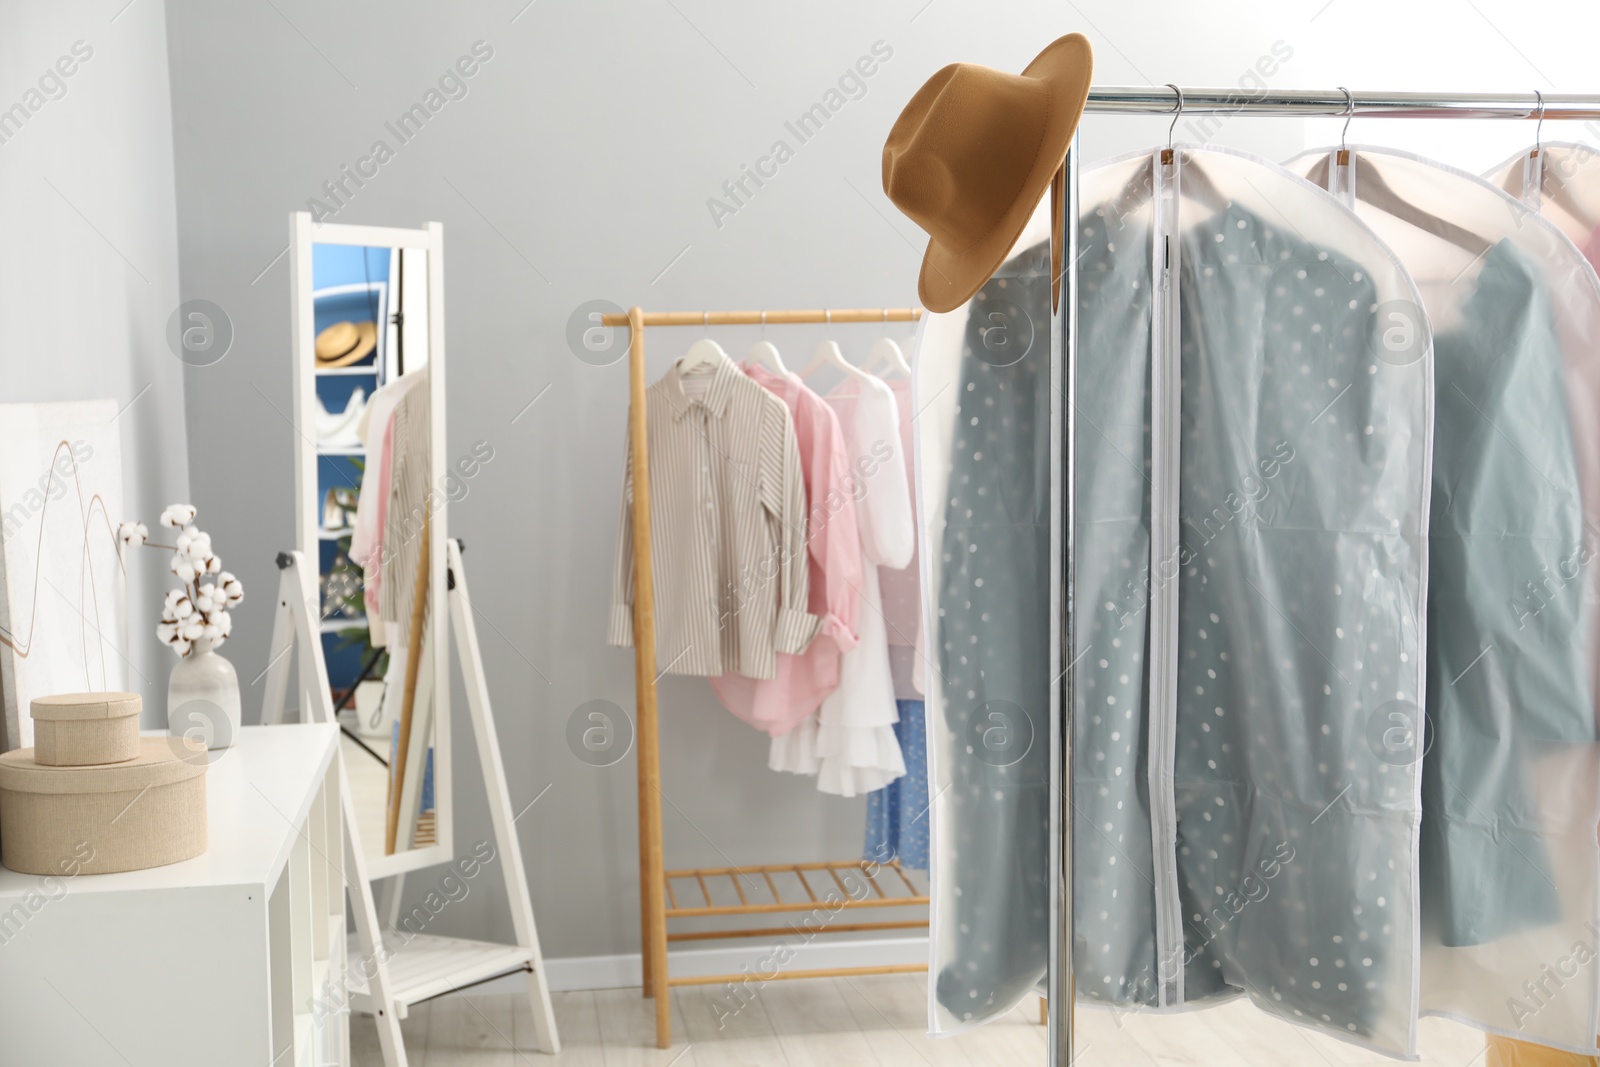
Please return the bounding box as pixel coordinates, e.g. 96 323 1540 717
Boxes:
167 637 241 750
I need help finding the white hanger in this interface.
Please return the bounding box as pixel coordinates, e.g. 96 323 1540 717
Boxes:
864 337 912 378
800 310 873 381
860 312 912 378
745 311 788 375
679 312 731 374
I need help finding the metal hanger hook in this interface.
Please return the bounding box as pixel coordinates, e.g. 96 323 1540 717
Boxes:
1166 83 1184 149
702 310 709 335
760 309 767 337
1534 89 1546 154
1339 86 1355 151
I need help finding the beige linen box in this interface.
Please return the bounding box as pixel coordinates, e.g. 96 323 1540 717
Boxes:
0 736 207 875
31 691 142 767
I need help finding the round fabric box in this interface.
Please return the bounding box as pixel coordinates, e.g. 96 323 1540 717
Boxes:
31 691 142 767
0 735 207 875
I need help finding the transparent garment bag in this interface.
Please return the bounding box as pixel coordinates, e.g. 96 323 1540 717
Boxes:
1286 145 1600 1056
1485 142 1600 263
1075 146 1434 1057
917 198 1055 1035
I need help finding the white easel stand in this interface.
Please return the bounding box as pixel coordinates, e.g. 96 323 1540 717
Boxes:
262 541 560 1064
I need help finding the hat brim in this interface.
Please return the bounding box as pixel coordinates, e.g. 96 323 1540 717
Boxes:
316 321 378 369
917 33 1093 314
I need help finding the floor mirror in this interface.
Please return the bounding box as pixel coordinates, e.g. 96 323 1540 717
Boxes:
289 216 450 878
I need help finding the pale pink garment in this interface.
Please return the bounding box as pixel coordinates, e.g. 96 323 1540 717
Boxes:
1584 225 1600 276
352 373 426 647
770 374 912 795
709 365 863 735
877 376 926 699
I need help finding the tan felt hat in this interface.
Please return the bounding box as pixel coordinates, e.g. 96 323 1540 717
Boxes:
315 320 378 368
883 33 1093 313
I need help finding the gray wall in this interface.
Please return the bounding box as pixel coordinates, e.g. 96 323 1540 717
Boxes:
161 0 1600 962
0 0 186 721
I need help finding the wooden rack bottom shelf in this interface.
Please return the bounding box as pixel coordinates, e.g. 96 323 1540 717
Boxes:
656 859 930 987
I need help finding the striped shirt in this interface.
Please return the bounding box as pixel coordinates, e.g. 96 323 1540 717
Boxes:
382 369 431 625
609 358 819 679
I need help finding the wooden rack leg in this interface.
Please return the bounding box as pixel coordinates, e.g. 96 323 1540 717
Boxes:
625 307 671 1048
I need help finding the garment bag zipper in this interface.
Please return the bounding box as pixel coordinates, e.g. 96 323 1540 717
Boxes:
1146 147 1186 1008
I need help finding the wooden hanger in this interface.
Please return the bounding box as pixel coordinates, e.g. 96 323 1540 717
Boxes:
1519 98 1598 231
1102 86 1233 226
1306 151 1492 257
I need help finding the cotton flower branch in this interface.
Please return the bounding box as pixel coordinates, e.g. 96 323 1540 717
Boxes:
121 504 243 658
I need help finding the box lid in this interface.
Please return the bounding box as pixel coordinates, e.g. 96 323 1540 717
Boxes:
0 736 206 794
31 691 141 722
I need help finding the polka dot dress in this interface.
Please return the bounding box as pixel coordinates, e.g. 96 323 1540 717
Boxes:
931 239 1053 1027
1069 149 1432 1056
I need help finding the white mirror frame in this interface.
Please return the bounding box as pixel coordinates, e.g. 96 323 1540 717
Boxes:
288 211 452 879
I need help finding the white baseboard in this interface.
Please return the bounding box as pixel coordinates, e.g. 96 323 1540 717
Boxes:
471 935 929 994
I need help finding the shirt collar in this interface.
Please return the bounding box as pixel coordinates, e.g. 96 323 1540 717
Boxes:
667 357 737 421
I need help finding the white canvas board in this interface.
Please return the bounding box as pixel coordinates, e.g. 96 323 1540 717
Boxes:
0 400 127 750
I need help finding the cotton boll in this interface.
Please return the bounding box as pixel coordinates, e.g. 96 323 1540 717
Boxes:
181 620 205 641
160 504 197 528
205 555 221 575
215 610 233 636
173 638 191 657
202 623 219 641
118 522 148 547
174 560 196 583
157 621 178 644
218 572 244 604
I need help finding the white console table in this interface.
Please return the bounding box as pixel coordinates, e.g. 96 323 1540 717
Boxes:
0 724 348 1066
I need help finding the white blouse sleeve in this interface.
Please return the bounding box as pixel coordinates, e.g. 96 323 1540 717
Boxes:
856 378 914 568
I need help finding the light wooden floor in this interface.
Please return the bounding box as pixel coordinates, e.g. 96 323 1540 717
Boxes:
348 975 1498 1065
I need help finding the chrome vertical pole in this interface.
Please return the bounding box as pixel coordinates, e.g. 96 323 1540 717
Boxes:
1047 133 1080 1066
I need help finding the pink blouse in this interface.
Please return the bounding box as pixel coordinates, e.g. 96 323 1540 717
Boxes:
710 366 863 734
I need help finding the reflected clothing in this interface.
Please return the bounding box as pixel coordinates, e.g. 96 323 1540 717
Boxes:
1422 240 1593 947
863 699 930 869
381 369 431 627
710 366 862 733
608 359 820 679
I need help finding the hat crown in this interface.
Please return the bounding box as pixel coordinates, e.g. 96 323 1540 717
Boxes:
883 63 1051 254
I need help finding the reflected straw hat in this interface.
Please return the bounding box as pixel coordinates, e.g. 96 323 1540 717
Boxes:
315 320 378 368
882 33 1093 313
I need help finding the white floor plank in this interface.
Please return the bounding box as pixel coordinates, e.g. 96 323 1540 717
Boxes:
344 979 1504 1066
592 986 698 1067
675 981 788 1067
836 973 975 1067
758 978 879 1067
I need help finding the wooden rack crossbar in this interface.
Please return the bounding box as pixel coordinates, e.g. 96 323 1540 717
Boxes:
620 304 925 1048
602 307 921 328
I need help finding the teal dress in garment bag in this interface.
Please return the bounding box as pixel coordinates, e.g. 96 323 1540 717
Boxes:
1071 147 1433 1058
1422 240 1592 948
1283 144 1600 1055
928 238 1055 1028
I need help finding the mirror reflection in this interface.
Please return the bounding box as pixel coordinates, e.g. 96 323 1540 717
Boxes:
309 242 437 864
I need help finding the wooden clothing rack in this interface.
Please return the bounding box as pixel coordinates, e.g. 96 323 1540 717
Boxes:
601 305 924 1048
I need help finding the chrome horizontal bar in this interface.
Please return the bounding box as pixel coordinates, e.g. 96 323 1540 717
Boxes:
1087 86 1600 121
